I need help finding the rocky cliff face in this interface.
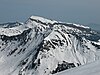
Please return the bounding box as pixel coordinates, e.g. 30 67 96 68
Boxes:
0 16 100 75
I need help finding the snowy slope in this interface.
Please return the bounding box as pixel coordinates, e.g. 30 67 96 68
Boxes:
55 60 100 75
0 16 100 75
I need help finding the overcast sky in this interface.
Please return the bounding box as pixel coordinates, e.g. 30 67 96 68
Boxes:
0 0 100 28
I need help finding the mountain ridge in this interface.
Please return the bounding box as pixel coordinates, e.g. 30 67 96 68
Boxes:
0 16 100 75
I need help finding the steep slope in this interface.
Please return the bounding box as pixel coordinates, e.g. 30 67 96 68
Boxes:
33 20 100 75
0 16 100 75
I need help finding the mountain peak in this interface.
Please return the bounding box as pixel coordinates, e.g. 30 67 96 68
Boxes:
29 16 57 24
0 15 100 75
29 16 90 29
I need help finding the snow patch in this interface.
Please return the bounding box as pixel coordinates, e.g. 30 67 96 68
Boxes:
73 23 90 29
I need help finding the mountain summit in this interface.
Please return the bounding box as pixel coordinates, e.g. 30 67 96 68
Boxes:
0 16 100 75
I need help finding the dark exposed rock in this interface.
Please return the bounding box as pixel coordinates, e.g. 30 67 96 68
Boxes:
51 61 76 74
91 42 100 49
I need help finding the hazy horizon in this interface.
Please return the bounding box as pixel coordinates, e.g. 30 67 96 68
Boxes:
0 0 100 30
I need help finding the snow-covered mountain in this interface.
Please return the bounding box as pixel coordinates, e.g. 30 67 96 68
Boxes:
0 16 100 75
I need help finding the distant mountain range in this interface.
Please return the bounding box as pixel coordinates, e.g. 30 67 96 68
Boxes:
86 23 100 32
0 16 100 75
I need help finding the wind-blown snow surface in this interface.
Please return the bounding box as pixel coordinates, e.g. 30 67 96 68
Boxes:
0 16 100 75
55 60 100 75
